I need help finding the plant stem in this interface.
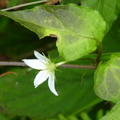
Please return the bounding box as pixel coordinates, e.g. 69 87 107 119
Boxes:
0 61 26 66
96 41 102 65
1 0 48 11
0 61 97 69
60 64 96 69
78 36 103 65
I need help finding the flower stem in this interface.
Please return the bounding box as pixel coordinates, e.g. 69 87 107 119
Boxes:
0 61 97 69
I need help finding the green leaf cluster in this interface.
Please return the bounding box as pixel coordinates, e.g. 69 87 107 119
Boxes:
0 0 120 119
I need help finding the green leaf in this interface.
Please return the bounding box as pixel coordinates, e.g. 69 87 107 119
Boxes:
0 4 106 61
81 0 119 33
102 16 120 53
0 67 100 119
60 0 80 4
0 114 8 120
94 54 120 103
117 0 120 11
0 17 9 32
100 101 120 120
7 0 23 7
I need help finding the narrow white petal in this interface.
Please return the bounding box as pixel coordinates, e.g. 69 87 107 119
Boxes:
34 51 49 63
22 59 46 70
48 72 58 96
34 70 49 88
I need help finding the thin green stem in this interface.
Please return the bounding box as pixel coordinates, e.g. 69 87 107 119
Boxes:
1 0 48 11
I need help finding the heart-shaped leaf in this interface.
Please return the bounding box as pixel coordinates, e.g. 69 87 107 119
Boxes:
0 4 106 61
94 54 120 103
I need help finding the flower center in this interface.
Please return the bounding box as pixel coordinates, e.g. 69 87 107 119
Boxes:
46 62 56 72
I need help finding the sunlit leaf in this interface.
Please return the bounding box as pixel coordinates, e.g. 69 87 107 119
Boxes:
0 4 106 61
94 54 120 103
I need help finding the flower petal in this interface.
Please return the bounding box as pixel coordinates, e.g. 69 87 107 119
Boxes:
22 59 46 70
34 70 49 88
34 51 49 63
48 72 58 96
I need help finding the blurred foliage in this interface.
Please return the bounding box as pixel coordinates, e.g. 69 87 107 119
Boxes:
0 0 120 120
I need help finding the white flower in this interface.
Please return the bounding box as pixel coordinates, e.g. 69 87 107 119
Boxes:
22 51 66 96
